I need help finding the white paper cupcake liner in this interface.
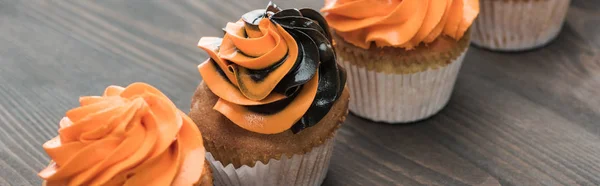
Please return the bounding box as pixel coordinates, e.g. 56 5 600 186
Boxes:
472 0 571 51
206 136 335 186
340 50 466 123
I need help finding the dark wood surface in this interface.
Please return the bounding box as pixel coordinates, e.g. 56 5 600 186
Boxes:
1 0 599 185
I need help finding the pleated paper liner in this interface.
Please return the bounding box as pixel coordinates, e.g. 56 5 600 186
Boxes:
472 0 571 51
206 136 336 186
333 30 470 123
341 51 465 123
42 160 213 186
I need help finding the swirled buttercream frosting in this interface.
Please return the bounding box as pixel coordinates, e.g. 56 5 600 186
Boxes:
197 2 346 134
321 0 479 49
39 83 206 186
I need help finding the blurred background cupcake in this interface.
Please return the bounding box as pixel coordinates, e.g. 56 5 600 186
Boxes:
190 2 348 186
39 83 212 186
472 0 571 51
322 0 479 123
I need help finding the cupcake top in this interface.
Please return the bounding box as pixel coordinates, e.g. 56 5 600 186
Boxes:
197 2 346 134
38 83 206 186
321 0 480 49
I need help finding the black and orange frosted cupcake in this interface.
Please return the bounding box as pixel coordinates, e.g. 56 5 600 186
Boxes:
39 83 212 186
322 0 479 123
190 2 348 185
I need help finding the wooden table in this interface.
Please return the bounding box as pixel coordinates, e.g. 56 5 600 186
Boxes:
1 1 599 185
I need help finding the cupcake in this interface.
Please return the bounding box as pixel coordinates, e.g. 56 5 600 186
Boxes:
38 83 212 186
189 2 348 186
472 0 571 51
322 0 479 123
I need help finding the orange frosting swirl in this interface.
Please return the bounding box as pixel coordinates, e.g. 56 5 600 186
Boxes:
38 83 206 186
321 0 480 49
200 19 298 101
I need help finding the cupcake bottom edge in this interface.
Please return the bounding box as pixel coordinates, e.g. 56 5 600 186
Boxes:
471 27 563 52
206 136 336 186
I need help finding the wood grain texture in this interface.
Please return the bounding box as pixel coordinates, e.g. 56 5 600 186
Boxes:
0 0 599 185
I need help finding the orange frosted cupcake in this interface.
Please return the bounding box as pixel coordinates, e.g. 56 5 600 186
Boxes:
472 0 571 51
189 2 348 185
38 83 212 186
322 0 479 123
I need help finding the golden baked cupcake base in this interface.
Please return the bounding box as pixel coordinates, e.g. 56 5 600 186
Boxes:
472 0 571 51
334 31 469 123
190 82 349 186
